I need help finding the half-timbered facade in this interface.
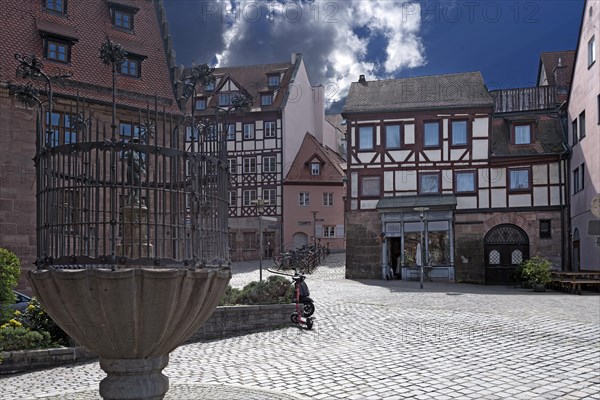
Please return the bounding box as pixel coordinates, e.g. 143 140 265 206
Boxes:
283 133 346 252
0 0 182 291
568 0 600 271
342 71 568 283
191 55 335 261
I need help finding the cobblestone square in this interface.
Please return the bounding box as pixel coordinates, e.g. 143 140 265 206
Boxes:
1 253 599 399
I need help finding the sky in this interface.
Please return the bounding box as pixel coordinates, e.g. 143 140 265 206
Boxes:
163 0 585 112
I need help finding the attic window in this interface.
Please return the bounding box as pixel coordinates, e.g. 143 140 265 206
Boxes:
261 93 273 106
108 2 139 32
268 75 280 87
205 81 214 91
511 122 534 145
120 56 141 77
311 162 321 176
44 37 71 63
46 0 66 14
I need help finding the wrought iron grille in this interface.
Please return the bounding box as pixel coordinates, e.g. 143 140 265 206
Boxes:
484 224 529 245
33 107 229 270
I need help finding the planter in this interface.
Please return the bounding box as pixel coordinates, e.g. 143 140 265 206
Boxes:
29 267 230 400
532 283 547 292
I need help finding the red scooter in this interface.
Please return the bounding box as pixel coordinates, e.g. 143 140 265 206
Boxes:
269 269 314 330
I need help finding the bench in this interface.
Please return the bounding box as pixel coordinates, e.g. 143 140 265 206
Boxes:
551 279 600 295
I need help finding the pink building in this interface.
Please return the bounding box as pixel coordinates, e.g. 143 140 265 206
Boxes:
568 0 600 270
283 133 346 252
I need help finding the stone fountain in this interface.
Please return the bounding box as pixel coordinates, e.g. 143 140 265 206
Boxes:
15 44 231 399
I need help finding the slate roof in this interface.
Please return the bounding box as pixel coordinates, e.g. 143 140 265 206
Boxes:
376 195 457 210
342 72 494 114
490 115 565 156
192 61 296 115
0 0 180 114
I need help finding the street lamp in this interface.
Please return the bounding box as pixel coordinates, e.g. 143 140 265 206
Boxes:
311 211 318 245
414 207 429 289
253 199 267 281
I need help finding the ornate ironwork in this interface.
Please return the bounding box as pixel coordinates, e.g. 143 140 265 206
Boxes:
484 224 529 245
99 38 127 67
8 82 41 108
16 48 230 270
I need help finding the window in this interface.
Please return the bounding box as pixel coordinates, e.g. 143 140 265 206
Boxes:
451 120 468 146
540 220 552 239
573 168 580 194
323 193 333 206
113 9 134 30
263 189 276 206
243 232 254 249
219 93 233 106
323 226 335 238
268 75 280 87
185 126 199 142
243 190 257 207
243 157 256 173
598 94 600 124
46 40 69 63
261 94 273 106
119 122 140 139
572 119 578 145
508 168 530 191
580 163 585 191
46 0 65 13
226 124 235 140
513 124 532 145
311 162 320 176
195 98 206 111
579 111 586 139
588 35 596 68
385 125 401 149
423 121 440 147
419 173 440 194
263 156 276 173
120 58 140 77
243 123 254 140
227 158 237 174
264 121 276 138
205 81 215 91
46 112 74 146
299 192 310 206
455 171 476 193
229 190 237 206
361 176 380 196
358 126 374 150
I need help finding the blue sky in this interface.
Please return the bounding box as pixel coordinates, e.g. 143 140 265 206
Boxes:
164 0 584 111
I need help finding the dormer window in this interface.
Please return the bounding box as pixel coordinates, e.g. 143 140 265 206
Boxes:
205 81 215 91
114 9 133 30
511 122 534 145
46 0 66 14
37 20 78 64
261 93 273 106
219 93 237 106
311 162 321 176
46 39 70 63
120 57 140 77
195 98 207 111
268 74 280 87
108 1 139 32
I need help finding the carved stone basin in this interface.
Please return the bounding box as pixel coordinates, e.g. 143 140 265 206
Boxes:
29 267 230 399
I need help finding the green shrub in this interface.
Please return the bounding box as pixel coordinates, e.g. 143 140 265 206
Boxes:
0 248 21 323
0 325 53 352
521 256 553 285
18 298 70 347
219 276 293 305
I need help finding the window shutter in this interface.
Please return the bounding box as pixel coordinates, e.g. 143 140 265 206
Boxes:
336 224 345 238
315 225 323 238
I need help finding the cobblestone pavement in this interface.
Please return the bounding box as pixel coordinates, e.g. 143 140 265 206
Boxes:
2 253 600 400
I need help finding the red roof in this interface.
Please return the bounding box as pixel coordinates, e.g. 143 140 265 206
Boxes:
0 0 180 114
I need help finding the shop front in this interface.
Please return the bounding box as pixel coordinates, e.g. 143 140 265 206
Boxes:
377 196 456 280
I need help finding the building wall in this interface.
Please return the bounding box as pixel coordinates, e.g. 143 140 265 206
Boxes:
345 210 381 279
568 0 600 270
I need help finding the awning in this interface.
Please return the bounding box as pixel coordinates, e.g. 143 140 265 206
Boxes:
376 195 457 211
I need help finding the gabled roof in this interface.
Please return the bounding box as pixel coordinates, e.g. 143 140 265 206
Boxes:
285 132 345 183
193 60 297 114
537 50 575 87
342 72 494 114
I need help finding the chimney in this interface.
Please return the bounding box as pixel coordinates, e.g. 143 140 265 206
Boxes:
291 53 297 65
358 74 366 84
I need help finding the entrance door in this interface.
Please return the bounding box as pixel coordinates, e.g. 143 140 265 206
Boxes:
484 224 529 285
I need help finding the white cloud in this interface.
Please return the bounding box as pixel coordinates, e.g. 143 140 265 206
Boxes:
199 0 426 107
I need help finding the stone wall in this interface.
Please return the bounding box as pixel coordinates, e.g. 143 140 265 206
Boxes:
345 210 382 279
0 303 295 374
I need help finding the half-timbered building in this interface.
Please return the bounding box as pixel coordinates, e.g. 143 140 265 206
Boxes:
342 71 569 283
191 55 335 261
